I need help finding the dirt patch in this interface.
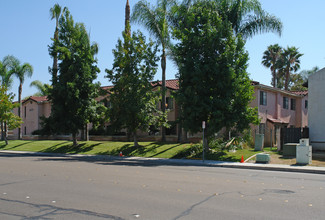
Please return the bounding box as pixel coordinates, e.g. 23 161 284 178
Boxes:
247 152 325 167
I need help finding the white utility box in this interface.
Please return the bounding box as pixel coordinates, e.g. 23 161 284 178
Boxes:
296 139 312 165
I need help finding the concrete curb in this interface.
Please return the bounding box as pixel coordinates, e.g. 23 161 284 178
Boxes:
1 150 325 175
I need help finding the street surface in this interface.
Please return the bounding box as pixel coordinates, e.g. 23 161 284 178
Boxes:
0 152 325 219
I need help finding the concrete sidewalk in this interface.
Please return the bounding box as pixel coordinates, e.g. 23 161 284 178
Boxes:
1 150 325 175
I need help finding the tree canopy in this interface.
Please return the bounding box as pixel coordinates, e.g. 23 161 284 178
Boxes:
262 44 303 90
48 8 100 145
106 26 166 146
177 0 283 39
0 86 22 145
173 1 258 145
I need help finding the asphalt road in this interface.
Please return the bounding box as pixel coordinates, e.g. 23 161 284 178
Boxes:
0 152 325 220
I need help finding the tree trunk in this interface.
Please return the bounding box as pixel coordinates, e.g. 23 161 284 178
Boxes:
1 121 4 141
4 122 8 142
177 122 182 143
80 127 85 141
4 134 8 145
85 124 89 141
52 28 59 86
18 83 22 140
72 133 78 146
161 49 166 142
182 128 188 142
284 68 290 90
133 131 138 147
272 68 276 88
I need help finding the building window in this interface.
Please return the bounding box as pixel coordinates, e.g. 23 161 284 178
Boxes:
260 91 267 106
24 127 26 135
24 106 27 118
283 97 289 109
305 100 308 109
290 98 296 110
166 97 174 110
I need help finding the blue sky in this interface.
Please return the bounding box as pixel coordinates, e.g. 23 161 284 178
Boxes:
1 0 325 100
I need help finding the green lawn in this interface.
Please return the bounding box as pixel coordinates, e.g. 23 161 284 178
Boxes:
0 140 269 162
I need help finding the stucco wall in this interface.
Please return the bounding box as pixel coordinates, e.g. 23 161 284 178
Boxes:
309 68 325 150
12 100 51 137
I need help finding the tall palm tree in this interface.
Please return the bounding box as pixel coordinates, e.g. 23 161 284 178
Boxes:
132 0 176 142
50 3 66 86
280 46 303 90
0 60 13 89
6 56 33 139
30 80 51 97
182 0 283 39
261 44 283 88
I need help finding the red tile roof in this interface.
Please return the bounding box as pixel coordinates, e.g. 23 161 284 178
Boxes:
101 79 179 91
23 96 48 103
151 79 179 90
290 90 308 96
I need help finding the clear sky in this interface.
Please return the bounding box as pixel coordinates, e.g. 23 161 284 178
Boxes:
1 0 325 100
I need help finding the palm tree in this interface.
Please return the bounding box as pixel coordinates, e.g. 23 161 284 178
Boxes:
280 46 303 90
6 56 33 139
132 0 176 142
182 0 283 39
30 80 51 97
50 3 66 85
261 44 283 88
0 60 13 89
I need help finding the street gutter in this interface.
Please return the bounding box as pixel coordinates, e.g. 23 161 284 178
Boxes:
1 150 325 175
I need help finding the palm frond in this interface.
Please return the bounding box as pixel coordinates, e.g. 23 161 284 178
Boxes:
131 0 172 49
238 12 283 39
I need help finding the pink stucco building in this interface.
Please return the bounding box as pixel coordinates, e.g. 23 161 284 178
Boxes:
9 80 308 145
11 96 51 138
251 81 308 148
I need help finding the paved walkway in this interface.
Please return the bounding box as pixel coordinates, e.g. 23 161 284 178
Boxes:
1 150 325 175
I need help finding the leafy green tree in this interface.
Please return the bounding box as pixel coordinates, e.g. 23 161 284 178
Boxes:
180 0 283 39
0 86 23 145
261 44 283 88
173 1 258 148
106 26 165 147
131 0 176 142
0 57 14 141
48 9 100 146
50 3 66 86
29 80 51 97
5 55 33 139
279 46 303 90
